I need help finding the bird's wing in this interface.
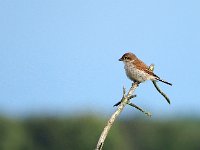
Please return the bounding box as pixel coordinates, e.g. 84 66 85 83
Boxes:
134 59 156 76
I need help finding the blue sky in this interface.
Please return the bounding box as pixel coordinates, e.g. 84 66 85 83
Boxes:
0 0 199 118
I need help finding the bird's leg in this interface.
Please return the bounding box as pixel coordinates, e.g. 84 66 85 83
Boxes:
133 81 140 86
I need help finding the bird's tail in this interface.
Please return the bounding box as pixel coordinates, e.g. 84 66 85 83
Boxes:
157 78 172 86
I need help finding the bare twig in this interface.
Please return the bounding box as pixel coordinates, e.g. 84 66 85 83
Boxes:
152 81 171 104
149 64 171 104
128 102 151 117
113 94 136 107
95 82 139 150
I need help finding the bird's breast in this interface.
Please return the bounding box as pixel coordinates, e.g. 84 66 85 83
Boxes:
124 62 149 82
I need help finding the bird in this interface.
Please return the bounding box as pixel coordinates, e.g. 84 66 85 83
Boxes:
119 52 172 86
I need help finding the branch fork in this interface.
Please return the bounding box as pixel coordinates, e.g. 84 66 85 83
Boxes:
114 84 151 117
95 82 151 150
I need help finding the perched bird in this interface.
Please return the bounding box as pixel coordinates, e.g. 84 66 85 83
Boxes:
119 52 172 86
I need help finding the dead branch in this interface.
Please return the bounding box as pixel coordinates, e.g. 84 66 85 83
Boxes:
95 82 145 150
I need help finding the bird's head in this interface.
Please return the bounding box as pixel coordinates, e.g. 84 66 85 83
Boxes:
119 52 137 62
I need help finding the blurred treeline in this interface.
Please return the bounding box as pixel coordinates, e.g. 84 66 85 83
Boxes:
0 115 200 150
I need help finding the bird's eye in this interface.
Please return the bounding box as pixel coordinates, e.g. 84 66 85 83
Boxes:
124 56 128 60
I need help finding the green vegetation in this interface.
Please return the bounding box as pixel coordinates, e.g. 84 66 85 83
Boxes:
0 115 200 150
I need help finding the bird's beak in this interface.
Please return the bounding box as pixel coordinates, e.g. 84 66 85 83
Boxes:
119 58 123 61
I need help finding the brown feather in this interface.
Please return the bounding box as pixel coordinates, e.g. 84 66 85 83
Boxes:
133 58 155 76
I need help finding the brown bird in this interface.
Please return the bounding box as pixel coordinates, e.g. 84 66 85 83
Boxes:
119 52 172 86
